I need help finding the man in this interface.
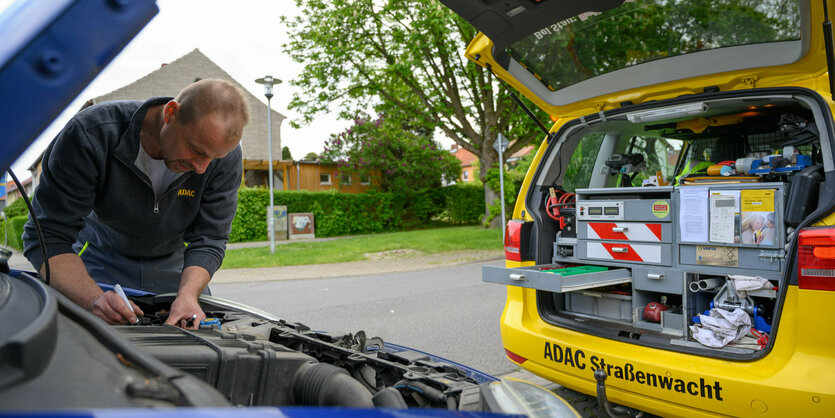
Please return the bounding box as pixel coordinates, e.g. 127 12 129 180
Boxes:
23 79 249 329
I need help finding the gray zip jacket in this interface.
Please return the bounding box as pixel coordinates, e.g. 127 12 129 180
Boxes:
23 97 242 277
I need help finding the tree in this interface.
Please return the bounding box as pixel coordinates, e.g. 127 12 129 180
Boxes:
282 0 546 227
303 152 319 161
320 114 461 191
282 146 293 160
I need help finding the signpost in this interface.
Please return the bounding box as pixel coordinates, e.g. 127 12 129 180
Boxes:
493 134 509 243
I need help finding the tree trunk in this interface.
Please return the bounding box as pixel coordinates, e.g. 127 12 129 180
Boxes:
479 146 503 228
483 185 503 228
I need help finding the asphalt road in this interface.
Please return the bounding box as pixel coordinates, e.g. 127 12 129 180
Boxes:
210 259 516 376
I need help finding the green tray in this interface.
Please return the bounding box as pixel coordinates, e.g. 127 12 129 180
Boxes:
543 265 609 276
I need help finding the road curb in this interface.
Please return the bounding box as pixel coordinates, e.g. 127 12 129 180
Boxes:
212 250 504 284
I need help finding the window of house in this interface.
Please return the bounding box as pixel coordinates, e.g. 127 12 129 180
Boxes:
360 174 370 185
340 173 352 185
462 170 469 181
320 173 332 185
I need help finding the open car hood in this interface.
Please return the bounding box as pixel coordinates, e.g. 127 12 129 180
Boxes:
0 0 157 173
441 0 827 118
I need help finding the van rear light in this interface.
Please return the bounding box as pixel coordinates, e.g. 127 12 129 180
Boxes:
505 220 523 261
797 227 835 290
504 219 533 262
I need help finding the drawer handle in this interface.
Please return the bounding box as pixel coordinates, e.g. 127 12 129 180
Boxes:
612 247 629 253
612 227 628 233
647 273 665 280
509 273 526 281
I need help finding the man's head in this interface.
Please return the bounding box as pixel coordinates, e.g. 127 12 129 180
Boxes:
159 79 250 174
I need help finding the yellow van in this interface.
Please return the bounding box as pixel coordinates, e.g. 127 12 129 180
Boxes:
442 0 835 416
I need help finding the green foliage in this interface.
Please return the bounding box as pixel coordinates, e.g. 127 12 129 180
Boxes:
510 0 799 92
4 198 29 218
303 152 318 161
282 146 293 160
230 185 484 242
321 115 461 191
1 216 28 250
282 0 546 221
482 152 536 226
563 134 606 193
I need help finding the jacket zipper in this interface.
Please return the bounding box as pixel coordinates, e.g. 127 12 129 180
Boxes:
114 153 193 215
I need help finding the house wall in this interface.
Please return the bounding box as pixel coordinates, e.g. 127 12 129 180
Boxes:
243 160 374 193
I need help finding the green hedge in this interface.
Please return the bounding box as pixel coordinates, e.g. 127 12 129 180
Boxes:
0 215 28 250
230 184 484 242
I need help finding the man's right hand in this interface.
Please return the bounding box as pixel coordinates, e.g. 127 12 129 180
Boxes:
87 291 144 325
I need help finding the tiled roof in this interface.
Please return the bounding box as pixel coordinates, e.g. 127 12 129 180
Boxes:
88 49 285 162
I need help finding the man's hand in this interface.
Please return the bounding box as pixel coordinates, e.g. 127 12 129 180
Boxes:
165 295 205 329
45 253 144 324
164 265 211 329
88 291 144 325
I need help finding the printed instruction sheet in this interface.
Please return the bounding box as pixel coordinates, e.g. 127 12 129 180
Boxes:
680 187 709 242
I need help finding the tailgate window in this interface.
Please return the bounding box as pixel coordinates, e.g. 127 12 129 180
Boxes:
508 0 801 92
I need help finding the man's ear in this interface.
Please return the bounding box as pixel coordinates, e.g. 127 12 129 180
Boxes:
163 101 180 123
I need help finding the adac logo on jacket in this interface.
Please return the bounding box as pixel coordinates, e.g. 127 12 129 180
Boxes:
177 188 195 198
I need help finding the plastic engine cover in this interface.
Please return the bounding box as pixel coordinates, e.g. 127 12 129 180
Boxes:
115 324 316 406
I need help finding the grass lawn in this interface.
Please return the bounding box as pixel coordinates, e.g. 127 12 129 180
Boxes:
221 226 502 269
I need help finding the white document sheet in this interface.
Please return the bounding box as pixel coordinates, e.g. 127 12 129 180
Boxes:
680 187 709 242
709 194 736 243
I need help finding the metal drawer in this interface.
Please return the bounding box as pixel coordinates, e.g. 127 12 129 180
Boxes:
576 241 673 266
482 264 631 293
632 267 684 294
578 222 672 243
679 245 784 272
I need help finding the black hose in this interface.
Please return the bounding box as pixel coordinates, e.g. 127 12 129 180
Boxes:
394 379 446 404
293 362 374 407
8 169 49 285
372 387 408 408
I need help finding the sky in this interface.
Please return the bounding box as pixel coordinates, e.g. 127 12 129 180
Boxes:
4 0 358 176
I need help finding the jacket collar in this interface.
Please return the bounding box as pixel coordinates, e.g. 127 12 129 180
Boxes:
114 96 172 162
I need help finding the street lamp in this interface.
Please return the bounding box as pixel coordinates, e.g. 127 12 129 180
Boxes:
255 75 282 254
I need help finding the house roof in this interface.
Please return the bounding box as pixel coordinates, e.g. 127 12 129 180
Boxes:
86 48 285 162
508 145 535 160
6 176 32 192
450 144 477 167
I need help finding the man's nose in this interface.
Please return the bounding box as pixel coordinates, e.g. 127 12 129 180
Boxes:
192 157 212 174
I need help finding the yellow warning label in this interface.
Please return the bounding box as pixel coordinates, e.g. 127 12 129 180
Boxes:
652 200 670 218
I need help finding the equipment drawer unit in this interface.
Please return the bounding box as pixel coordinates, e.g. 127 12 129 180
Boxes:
675 182 787 273
578 221 672 243
575 186 674 222
632 267 684 294
679 245 785 273
576 241 673 266
482 264 631 293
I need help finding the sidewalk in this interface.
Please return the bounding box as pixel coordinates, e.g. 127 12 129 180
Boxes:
5 240 505 283
213 249 503 283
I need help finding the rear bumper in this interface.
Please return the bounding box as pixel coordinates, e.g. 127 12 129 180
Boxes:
499 287 835 417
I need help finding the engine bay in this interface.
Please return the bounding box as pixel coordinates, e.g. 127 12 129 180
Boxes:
120 293 489 409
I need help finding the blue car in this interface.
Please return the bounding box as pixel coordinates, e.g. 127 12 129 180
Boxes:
0 1 577 416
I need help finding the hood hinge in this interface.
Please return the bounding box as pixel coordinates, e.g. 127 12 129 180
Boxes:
742 75 758 89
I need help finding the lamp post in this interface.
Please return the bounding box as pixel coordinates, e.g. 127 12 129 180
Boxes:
255 75 282 254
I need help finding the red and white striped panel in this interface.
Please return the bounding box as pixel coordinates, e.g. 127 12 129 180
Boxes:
586 242 662 264
587 222 663 242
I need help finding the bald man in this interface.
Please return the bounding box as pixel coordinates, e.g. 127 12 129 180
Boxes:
23 79 249 328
